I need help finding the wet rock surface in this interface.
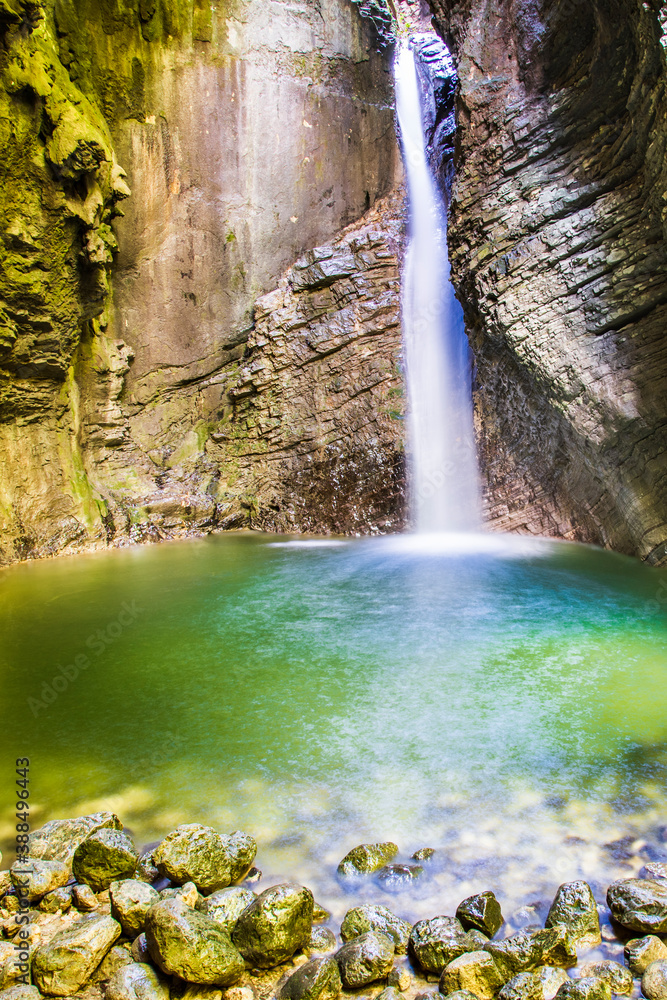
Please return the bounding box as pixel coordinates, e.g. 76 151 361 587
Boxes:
153 827 256 895
341 904 411 954
145 897 244 986
32 912 121 996
457 893 504 938
440 950 505 999
335 930 395 987
409 916 478 974
337 844 400 878
643 960 667 1000
606 879 667 933
545 883 600 948
72 829 138 892
109 879 159 937
199 887 256 935
277 955 342 1000
625 935 667 975
232 883 314 968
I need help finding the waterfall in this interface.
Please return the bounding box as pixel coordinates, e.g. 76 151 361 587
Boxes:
395 42 482 533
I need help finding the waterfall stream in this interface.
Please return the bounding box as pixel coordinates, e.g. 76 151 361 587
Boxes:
395 42 482 533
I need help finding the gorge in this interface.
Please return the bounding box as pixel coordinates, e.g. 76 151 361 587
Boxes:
0 0 665 564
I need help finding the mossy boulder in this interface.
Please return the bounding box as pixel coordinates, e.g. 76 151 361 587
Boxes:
199 886 256 934
555 978 611 1000
498 972 544 1000
109 878 160 936
105 961 170 1000
277 955 342 1000
625 935 667 975
28 812 122 864
32 913 121 996
545 882 600 947
10 858 69 902
232 883 314 968
577 961 632 994
606 879 667 934
483 927 577 979
456 892 504 938
145 897 244 986
72 829 138 891
409 916 480 975
153 825 257 894
441 950 504 1000
337 843 398 877
336 931 395 987
308 926 337 954
341 904 411 954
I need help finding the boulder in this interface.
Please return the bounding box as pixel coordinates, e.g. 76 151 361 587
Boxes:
409 916 480 974
106 962 170 1000
537 967 570 999
440 950 504 1000
39 887 73 914
307 927 337 954
32 912 121 996
577 961 632 994
110 879 160 937
10 860 69 903
484 927 577 979
545 883 600 948
498 972 543 1000
457 892 504 938
131 933 151 964
72 829 138 892
153 826 257 894
72 884 98 911
643 960 667 1000
341 904 411 954
91 943 134 983
145 897 244 986
606 879 667 933
277 955 342 1000
199 887 256 934
336 931 395 987
0 941 25 990
337 843 399 877
377 865 425 891
624 934 667 975
28 813 122 864
554 979 610 1000
639 864 667 881
232 883 313 968
0 987 41 1000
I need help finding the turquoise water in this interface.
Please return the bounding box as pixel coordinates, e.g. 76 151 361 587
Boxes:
1 531 666 921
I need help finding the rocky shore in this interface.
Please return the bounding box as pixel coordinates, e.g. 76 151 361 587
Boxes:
1 814 667 1000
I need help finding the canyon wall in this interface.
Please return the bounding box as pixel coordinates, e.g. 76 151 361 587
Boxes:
428 0 667 564
0 0 401 562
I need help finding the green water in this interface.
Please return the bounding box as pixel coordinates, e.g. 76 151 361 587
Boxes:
1 531 666 921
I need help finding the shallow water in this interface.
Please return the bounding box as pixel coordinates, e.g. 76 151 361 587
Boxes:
1 531 666 925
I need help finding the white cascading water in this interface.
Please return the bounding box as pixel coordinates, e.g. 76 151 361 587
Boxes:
395 43 482 533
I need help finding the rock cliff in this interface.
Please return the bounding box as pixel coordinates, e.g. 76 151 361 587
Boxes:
427 0 667 564
0 0 401 562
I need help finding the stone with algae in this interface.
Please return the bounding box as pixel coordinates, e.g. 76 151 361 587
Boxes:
145 897 244 986
232 883 314 968
606 879 667 934
341 903 411 953
335 930 395 987
409 916 483 974
457 891 504 938
337 842 399 877
545 882 600 948
277 955 342 1000
153 825 256 895
32 912 121 996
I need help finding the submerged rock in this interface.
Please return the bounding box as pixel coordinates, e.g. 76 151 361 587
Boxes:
440 950 504 1000
412 848 437 861
337 843 399 877
410 916 479 974
545 882 600 947
145 897 244 986
554 978 611 1000
341 904 411 953
72 829 138 892
313 902 331 923
377 864 424 891
498 972 544 1000
606 879 667 933
277 955 342 1000
106 962 170 1000
199 886 256 934
639 864 667 881
28 813 122 864
32 912 121 996
456 892 504 938
577 961 632 994
643 960 667 1000
153 826 257 895
232 883 313 968
625 934 667 975
10 859 70 903
484 927 577 979
110 879 160 936
336 930 395 987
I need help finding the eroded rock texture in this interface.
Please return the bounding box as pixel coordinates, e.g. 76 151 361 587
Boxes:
0 0 400 563
428 0 667 563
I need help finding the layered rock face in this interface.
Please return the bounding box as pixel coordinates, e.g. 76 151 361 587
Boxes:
0 0 400 562
428 0 667 563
